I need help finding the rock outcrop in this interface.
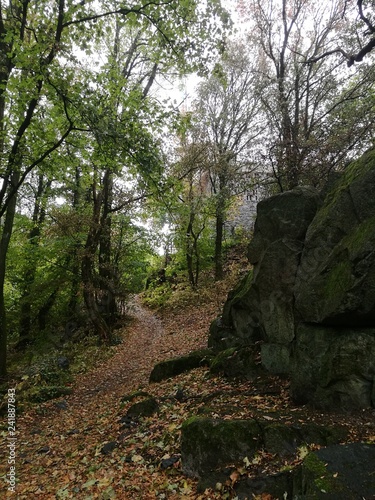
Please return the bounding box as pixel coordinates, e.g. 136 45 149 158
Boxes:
209 149 375 410
180 416 374 498
181 417 348 479
149 349 214 382
295 443 375 499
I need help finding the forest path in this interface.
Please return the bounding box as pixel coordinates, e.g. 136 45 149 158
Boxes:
2 295 209 499
2 289 374 499
69 295 167 403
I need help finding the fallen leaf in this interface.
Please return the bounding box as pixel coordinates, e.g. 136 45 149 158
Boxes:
82 478 97 488
230 470 240 483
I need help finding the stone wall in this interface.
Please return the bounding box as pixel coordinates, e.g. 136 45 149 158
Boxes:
225 185 266 234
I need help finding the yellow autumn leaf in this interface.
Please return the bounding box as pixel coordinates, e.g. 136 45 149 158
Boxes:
298 445 309 460
97 477 113 487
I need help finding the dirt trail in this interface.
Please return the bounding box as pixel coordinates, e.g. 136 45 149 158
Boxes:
71 295 166 402
1 296 199 498
4 292 373 499
22 296 169 415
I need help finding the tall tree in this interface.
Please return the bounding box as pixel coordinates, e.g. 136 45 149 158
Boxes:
0 0 229 376
17 173 52 349
172 135 213 287
242 0 375 190
308 1 375 66
192 40 263 279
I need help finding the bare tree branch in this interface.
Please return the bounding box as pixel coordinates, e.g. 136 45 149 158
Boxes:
307 1 375 66
357 0 375 35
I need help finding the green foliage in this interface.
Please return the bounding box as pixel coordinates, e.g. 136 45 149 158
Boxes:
141 281 174 310
114 217 157 293
166 282 212 311
141 233 251 314
172 222 214 271
5 329 120 410
0 0 231 376
28 386 73 404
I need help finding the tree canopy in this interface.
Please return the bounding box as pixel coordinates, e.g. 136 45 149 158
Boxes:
0 0 374 377
0 0 230 376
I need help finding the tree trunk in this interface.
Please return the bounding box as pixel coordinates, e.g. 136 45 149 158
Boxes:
18 175 49 347
38 289 58 331
68 166 82 318
186 213 196 287
0 172 20 377
193 234 200 287
214 176 226 281
82 252 111 343
98 169 117 324
81 182 111 343
214 207 224 281
0 52 12 376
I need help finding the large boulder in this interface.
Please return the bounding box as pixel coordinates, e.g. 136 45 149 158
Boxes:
208 149 375 410
181 416 349 493
208 273 261 352
295 149 375 325
248 188 321 351
180 416 370 498
290 324 375 409
149 349 213 382
248 186 321 265
295 443 375 499
210 187 321 373
209 346 264 379
181 417 263 477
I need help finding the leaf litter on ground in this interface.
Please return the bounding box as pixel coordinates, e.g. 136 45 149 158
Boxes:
1 270 374 499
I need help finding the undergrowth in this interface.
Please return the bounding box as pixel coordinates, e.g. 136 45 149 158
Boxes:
1 332 120 414
141 241 251 312
1 240 250 413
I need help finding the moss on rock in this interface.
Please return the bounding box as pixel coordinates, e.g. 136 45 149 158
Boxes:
149 349 214 383
323 259 353 306
263 422 348 457
126 397 159 418
295 148 375 327
294 443 375 499
181 417 263 477
294 451 354 498
210 346 262 379
209 348 237 375
28 386 73 403
121 390 151 404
